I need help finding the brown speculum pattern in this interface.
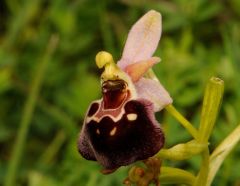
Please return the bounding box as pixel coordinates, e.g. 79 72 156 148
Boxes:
78 79 164 169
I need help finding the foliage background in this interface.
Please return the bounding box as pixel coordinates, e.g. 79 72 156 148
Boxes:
0 0 240 185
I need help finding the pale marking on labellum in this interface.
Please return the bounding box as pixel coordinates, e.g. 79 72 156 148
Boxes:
110 127 117 136
96 129 100 135
85 84 135 124
127 113 138 121
85 99 126 124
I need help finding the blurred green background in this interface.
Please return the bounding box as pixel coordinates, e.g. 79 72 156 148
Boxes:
0 0 240 185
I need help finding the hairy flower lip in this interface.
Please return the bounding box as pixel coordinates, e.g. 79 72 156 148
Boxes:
79 98 165 169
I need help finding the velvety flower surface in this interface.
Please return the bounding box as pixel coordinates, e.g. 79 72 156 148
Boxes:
78 10 172 170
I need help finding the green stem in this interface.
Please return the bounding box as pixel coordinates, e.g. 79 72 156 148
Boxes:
195 149 210 186
38 130 66 165
146 68 198 139
11 76 77 136
37 98 77 135
4 35 58 186
198 77 224 142
166 104 198 139
194 77 224 186
160 167 196 185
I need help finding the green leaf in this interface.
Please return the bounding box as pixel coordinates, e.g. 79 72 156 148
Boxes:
207 124 240 186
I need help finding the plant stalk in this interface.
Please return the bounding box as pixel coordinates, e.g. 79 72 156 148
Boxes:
166 104 198 139
4 35 58 186
194 77 224 186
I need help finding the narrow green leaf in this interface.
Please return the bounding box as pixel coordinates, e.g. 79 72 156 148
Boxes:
207 124 240 186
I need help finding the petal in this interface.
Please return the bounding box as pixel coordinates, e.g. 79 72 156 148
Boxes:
124 57 160 82
118 10 162 69
135 77 173 112
80 99 164 169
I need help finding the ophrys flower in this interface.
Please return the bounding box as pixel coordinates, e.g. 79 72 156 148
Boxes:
78 10 172 170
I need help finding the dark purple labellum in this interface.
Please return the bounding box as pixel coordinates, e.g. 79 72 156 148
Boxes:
78 80 164 169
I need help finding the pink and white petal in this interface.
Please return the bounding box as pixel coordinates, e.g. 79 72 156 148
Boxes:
118 10 162 69
124 57 160 82
135 77 172 112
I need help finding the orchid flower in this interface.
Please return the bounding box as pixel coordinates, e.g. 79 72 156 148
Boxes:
78 10 172 171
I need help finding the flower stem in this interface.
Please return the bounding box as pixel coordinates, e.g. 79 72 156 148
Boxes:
198 77 224 142
4 35 58 186
38 130 66 165
147 68 198 139
165 104 198 139
195 149 210 186
194 77 224 186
